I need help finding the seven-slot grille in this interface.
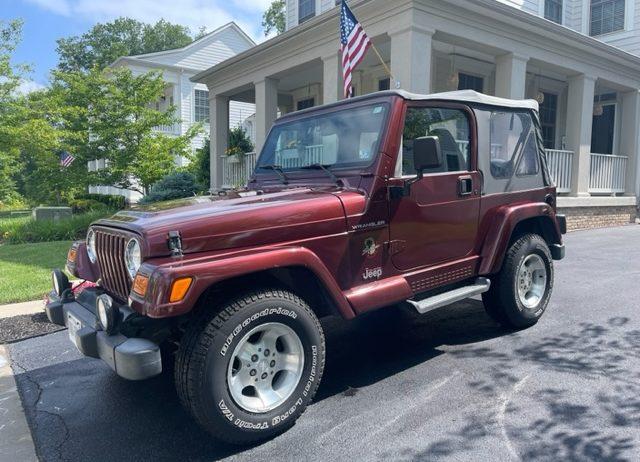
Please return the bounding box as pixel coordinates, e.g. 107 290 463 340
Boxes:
94 229 132 301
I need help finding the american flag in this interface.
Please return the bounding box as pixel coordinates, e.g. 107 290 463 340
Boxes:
59 151 75 168
340 0 371 98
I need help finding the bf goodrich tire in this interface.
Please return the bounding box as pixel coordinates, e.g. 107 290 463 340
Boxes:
482 233 554 329
174 288 325 445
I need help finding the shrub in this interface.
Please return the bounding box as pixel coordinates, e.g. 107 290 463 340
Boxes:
68 199 109 214
0 210 112 244
139 172 199 204
75 194 127 210
190 138 210 190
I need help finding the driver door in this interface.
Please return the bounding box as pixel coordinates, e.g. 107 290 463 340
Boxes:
389 104 481 272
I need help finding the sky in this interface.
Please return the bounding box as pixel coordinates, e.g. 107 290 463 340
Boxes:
1 0 272 92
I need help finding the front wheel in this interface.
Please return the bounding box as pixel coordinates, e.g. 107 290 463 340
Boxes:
482 233 554 328
175 289 325 445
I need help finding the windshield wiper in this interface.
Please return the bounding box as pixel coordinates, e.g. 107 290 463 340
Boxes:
260 164 289 185
300 164 342 186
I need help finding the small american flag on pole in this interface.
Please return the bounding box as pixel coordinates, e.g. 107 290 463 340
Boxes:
340 0 371 98
59 151 75 168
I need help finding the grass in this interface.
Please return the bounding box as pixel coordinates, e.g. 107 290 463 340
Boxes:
0 241 73 305
0 209 112 244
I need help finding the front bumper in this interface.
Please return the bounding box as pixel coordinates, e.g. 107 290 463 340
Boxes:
45 287 162 380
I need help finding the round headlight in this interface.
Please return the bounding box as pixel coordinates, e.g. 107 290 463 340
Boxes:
86 228 97 264
96 294 117 334
124 239 142 279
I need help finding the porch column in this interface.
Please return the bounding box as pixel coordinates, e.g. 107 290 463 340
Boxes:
322 52 341 104
254 77 279 153
210 94 229 190
566 74 596 196
620 89 640 197
390 26 434 94
494 53 528 99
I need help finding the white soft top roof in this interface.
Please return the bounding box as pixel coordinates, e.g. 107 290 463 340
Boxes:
396 89 539 111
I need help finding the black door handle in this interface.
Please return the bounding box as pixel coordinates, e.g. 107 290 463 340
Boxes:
458 176 473 196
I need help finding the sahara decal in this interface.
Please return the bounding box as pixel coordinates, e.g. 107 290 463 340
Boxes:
362 237 381 258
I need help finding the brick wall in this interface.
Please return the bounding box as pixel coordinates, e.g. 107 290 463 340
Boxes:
558 205 638 231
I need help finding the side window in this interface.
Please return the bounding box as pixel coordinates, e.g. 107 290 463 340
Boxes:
401 107 471 176
489 111 539 179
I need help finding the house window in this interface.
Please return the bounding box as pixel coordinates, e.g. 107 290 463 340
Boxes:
544 0 563 24
591 103 616 154
539 92 558 149
194 89 209 123
378 78 391 91
299 0 315 23
458 73 484 92
590 0 625 36
297 98 315 111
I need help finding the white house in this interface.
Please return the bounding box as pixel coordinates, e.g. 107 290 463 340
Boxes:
89 22 256 201
195 0 640 230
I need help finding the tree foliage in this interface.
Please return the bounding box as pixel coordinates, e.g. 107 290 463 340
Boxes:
262 0 286 36
56 18 196 72
0 19 30 207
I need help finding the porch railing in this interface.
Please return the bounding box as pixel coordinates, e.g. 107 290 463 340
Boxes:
221 152 257 188
154 124 179 134
545 149 574 193
589 153 628 194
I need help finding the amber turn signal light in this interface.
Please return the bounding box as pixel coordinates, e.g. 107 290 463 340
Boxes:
67 247 77 263
133 273 149 297
169 277 193 303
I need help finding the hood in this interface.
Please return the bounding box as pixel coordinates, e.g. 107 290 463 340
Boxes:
95 188 358 257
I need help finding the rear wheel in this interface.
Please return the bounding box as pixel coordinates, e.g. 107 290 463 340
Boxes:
174 288 325 445
482 233 554 328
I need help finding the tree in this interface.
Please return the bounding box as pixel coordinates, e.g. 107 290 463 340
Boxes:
262 0 286 36
56 18 196 72
54 67 200 195
0 19 29 206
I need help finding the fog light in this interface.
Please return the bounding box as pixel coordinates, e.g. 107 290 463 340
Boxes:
52 269 70 297
96 294 118 335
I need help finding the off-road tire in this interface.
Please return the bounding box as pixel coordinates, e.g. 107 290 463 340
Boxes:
174 288 325 445
482 233 554 329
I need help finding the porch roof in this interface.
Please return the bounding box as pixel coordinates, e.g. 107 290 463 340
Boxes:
192 0 640 88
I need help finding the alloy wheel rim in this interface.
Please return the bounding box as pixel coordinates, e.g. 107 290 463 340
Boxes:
517 254 547 309
226 322 304 414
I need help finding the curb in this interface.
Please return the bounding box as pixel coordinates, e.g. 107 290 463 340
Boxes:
0 345 38 461
0 301 43 320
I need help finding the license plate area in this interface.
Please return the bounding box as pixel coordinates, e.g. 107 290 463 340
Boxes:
67 312 82 349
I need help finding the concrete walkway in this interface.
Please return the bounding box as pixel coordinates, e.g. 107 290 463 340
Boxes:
0 301 43 320
0 345 37 461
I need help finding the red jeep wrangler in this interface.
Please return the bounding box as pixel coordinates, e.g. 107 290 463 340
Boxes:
46 89 566 444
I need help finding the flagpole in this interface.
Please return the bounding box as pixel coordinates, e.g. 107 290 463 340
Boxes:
368 42 398 88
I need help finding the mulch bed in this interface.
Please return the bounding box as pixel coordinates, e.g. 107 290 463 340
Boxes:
0 312 64 344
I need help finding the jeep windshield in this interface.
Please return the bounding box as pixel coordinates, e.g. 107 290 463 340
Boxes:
255 103 389 174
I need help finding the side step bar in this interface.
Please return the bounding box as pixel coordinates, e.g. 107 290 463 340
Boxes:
407 277 491 314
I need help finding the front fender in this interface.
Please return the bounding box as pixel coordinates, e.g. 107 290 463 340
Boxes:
478 202 562 275
134 246 356 320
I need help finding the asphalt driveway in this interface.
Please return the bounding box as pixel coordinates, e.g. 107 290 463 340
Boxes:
7 225 640 461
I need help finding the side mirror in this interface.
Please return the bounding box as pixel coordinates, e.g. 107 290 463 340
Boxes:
413 136 443 178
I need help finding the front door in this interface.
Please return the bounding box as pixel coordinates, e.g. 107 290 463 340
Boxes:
389 104 481 271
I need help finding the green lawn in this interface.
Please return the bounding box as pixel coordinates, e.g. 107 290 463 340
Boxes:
0 241 72 305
